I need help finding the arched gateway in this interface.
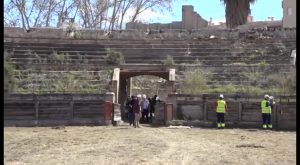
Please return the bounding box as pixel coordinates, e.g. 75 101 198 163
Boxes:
108 66 176 120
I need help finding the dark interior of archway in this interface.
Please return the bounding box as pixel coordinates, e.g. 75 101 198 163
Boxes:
119 75 168 121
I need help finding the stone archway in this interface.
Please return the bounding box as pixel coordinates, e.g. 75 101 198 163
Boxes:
109 66 176 120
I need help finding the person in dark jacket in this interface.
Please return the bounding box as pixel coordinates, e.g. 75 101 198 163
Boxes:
149 95 158 121
132 96 141 128
126 96 134 126
141 94 149 123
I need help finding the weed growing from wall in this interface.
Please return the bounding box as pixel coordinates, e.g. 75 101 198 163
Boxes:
164 55 175 66
4 51 16 92
105 49 125 65
181 68 208 94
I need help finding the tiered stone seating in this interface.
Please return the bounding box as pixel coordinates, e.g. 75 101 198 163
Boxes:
4 34 295 90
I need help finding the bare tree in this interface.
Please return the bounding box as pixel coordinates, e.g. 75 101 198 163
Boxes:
108 0 122 30
4 1 20 27
57 0 77 27
118 0 134 29
9 0 33 30
32 0 48 27
94 0 109 29
4 0 178 29
129 0 173 23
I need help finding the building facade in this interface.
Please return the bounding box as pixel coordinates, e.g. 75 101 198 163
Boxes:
282 0 296 28
126 5 208 30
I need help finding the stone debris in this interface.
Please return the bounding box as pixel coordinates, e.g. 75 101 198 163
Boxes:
167 125 193 129
236 143 265 148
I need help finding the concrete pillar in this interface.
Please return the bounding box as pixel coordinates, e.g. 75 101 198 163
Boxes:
203 102 208 121
126 78 132 97
70 98 74 120
113 103 122 126
119 76 127 105
119 76 128 120
35 99 39 125
105 92 115 103
164 103 173 125
112 68 120 103
167 68 176 93
182 5 194 30
193 12 198 29
167 94 177 119
290 49 296 65
104 101 113 125
238 102 242 122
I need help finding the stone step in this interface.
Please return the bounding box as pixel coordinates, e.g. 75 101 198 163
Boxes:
11 54 107 59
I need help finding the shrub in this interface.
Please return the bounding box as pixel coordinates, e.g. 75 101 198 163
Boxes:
4 51 16 92
164 55 175 66
267 67 296 95
181 69 208 94
105 49 125 65
193 58 202 65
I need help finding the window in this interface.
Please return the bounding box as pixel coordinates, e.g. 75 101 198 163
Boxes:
288 7 292 16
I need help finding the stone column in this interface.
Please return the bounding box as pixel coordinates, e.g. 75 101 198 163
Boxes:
111 68 120 103
166 94 177 120
103 92 115 125
164 103 173 125
126 77 132 97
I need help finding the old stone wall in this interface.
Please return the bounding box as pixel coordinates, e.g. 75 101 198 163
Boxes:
4 93 114 126
4 27 296 41
167 94 296 130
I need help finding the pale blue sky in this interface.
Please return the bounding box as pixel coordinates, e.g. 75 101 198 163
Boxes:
145 0 283 24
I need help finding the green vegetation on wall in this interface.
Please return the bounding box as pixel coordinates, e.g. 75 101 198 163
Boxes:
163 55 175 66
14 70 112 94
181 69 208 94
4 51 17 92
105 49 125 65
180 65 296 96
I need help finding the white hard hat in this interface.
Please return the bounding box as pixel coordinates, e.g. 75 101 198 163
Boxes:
142 94 146 99
137 94 141 98
269 96 274 100
264 94 269 98
219 94 224 98
156 96 160 101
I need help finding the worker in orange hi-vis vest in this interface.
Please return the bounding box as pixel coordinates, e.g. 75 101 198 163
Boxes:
214 94 228 129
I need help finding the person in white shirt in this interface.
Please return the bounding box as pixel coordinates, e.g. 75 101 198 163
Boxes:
141 94 149 123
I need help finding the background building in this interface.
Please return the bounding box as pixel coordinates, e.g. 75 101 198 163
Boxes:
126 5 208 30
282 0 296 28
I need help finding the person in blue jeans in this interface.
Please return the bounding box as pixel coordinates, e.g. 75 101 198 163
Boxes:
141 94 149 123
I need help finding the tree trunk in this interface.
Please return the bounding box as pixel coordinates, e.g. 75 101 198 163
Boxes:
224 0 253 28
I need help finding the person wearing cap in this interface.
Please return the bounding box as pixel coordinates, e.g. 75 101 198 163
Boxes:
261 94 272 129
215 94 228 128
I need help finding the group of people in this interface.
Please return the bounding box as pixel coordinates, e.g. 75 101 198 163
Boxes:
124 94 160 128
215 94 275 129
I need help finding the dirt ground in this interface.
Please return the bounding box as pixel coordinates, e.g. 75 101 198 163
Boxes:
4 124 296 165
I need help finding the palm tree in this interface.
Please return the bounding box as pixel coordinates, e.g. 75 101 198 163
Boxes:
221 0 256 28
